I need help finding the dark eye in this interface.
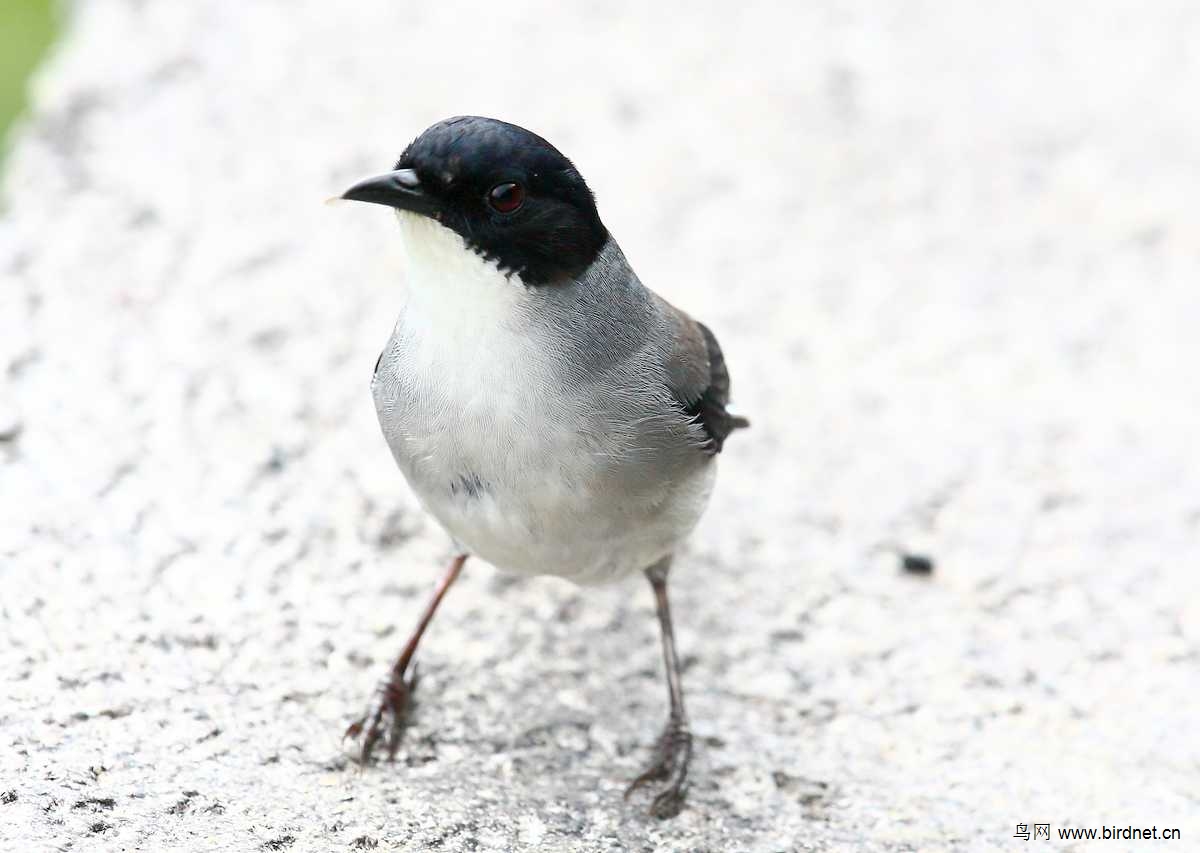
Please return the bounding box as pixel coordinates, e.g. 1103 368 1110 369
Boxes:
488 182 525 214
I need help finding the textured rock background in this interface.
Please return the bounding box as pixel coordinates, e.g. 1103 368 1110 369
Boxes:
2 2 1198 851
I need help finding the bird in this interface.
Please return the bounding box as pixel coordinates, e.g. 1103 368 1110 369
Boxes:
338 116 748 818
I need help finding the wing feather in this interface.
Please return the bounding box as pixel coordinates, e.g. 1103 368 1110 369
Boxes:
657 298 749 454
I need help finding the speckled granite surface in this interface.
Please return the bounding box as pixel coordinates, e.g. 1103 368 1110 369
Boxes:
1 2 1198 850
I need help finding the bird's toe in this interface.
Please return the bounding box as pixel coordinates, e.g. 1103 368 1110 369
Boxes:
345 664 419 765
625 718 692 818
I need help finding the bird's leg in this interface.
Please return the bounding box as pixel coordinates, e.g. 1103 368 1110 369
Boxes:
345 553 467 763
625 557 693 818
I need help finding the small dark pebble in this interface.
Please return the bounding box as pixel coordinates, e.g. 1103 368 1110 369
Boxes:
901 553 935 575
1 791 16 804
352 837 379 850
263 835 296 850
0 418 22 443
90 821 112 833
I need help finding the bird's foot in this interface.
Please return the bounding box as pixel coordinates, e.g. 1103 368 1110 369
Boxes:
625 715 692 818
344 663 419 764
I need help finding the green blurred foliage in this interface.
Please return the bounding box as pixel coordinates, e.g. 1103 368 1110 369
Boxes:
1 0 58 148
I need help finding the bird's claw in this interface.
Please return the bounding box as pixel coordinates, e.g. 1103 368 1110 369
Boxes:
625 717 692 818
344 663 419 764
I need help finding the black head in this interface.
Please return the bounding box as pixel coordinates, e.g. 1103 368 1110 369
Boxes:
342 116 608 285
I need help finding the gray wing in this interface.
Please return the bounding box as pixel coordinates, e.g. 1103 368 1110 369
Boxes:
658 299 750 454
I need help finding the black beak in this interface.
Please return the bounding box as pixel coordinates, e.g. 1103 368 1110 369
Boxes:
341 168 438 216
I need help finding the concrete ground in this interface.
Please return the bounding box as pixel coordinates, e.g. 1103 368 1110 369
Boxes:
1 2 1198 851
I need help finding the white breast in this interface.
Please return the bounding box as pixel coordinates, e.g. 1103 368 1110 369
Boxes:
372 213 714 584
387 212 541 402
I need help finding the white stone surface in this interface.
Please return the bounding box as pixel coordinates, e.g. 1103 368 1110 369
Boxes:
2 1 1198 851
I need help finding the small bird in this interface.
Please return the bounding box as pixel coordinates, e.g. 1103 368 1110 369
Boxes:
339 116 747 818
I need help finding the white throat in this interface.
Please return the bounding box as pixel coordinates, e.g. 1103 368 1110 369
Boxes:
388 211 546 407
394 211 531 333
